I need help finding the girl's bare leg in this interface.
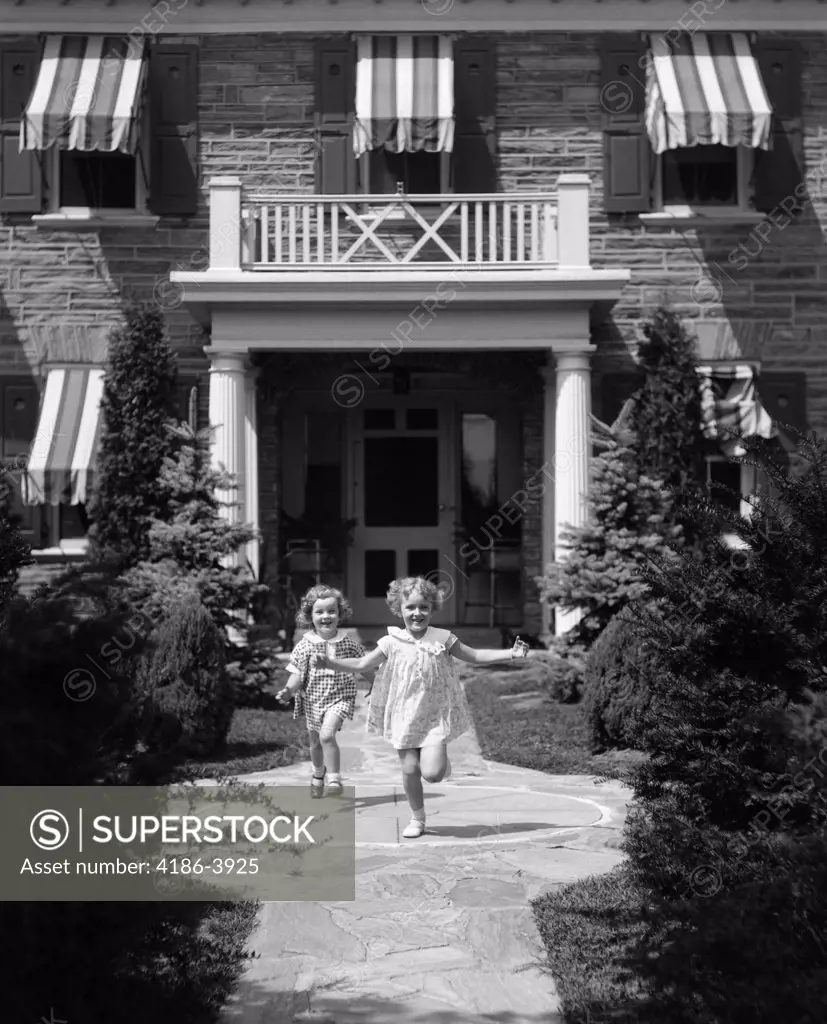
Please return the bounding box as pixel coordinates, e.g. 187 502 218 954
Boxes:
397 748 424 815
307 729 325 775
420 743 449 783
319 710 344 775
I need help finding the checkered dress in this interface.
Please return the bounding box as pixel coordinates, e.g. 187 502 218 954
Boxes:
286 631 366 732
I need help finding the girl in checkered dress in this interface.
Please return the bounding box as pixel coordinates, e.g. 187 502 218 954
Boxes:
276 585 373 797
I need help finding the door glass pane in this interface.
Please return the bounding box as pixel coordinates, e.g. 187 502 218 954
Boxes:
461 414 497 532
364 409 395 431
406 408 438 431
305 412 341 519
364 437 438 526
365 550 396 597
407 549 438 579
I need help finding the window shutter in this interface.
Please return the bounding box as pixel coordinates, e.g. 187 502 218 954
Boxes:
753 42 804 214
600 36 651 214
148 45 198 216
315 40 356 194
0 41 42 214
758 371 807 435
453 38 496 193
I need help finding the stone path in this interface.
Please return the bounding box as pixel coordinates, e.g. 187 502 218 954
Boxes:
219 699 633 1024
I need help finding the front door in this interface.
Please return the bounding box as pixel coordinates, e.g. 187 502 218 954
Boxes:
347 398 456 623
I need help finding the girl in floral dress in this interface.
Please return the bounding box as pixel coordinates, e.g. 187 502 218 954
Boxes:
276 584 373 798
316 576 528 837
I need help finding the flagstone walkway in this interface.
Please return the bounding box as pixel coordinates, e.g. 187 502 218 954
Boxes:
219 699 633 1024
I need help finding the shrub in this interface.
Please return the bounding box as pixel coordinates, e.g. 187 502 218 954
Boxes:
583 606 657 753
540 637 589 703
0 569 155 785
140 594 235 759
225 639 291 708
87 305 180 571
0 477 33 626
619 432 827 1022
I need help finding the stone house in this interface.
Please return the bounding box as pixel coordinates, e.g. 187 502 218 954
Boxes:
0 0 820 634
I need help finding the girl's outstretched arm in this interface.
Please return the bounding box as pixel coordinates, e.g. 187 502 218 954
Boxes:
316 647 387 674
450 642 528 665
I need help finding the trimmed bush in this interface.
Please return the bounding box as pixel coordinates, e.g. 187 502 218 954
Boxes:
583 606 657 753
140 594 234 759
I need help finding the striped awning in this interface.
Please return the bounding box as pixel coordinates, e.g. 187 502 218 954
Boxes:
21 35 147 154
645 33 772 155
354 35 454 158
22 367 104 506
697 364 776 458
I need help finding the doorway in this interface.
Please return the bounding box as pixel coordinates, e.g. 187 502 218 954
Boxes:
347 398 457 623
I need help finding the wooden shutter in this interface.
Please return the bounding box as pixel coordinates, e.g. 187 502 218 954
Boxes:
315 39 356 194
453 38 496 194
600 36 651 214
758 371 807 435
753 42 804 213
0 41 42 214
148 44 198 216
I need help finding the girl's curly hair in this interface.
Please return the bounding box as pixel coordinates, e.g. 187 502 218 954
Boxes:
295 584 352 630
385 576 444 618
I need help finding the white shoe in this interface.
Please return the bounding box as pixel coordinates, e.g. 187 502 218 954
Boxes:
402 817 426 839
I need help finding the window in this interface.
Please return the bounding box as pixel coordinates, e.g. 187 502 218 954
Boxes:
0 377 89 552
49 135 147 214
363 150 449 195
657 145 752 212
59 151 138 209
705 454 757 522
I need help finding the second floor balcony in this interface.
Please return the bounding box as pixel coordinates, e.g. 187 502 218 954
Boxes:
172 173 630 318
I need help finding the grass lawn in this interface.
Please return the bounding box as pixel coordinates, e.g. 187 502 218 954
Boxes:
175 700 309 780
532 865 653 1024
462 661 647 776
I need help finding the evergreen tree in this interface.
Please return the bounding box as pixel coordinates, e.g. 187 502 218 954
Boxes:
123 422 266 638
538 412 683 648
0 475 33 626
620 433 827 1022
87 305 179 571
629 305 706 497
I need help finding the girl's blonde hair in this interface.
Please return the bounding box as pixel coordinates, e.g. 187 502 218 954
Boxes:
386 576 444 618
295 584 352 630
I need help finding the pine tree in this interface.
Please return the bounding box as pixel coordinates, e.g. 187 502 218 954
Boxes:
629 305 706 497
87 305 179 571
620 433 827 1022
123 422 267 638
538 412 683 648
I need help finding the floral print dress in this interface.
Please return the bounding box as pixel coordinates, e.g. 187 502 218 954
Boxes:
286 631 366 732
367 626 472 749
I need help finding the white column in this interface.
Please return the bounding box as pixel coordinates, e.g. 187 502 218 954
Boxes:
208 351 247 569
553 348 594 637
541 362 556 640
244 367 260 582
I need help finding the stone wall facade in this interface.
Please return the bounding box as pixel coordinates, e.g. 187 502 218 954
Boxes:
3 29 825 625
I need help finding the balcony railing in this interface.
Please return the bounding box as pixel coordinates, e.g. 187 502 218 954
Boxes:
206 174 592 273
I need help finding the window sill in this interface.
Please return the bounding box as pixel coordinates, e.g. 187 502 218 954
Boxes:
32 211 160 230
640 208 765 226
30 542 88 560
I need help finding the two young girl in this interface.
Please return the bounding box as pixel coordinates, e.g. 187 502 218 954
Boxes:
279 576 528 835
